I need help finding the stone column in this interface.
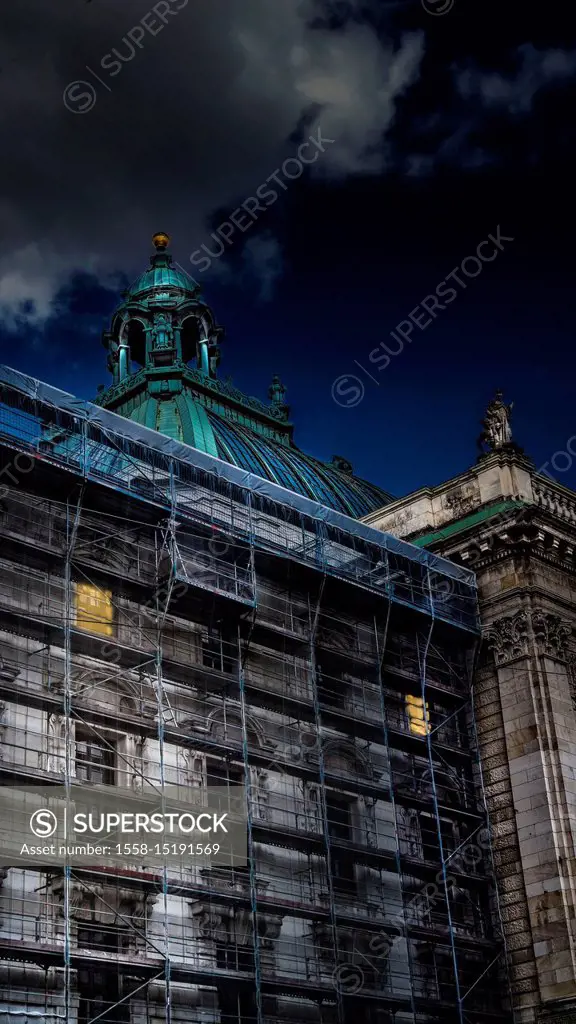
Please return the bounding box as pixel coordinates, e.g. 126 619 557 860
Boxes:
485 609 576 1022
475 660 536 1021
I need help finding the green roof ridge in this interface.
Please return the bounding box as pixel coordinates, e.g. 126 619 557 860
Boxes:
411 499 529 548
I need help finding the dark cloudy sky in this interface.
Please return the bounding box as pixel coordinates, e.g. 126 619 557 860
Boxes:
1 0 575 499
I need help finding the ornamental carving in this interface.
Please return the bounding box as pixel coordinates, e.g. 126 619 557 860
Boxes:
193 907 225 939
50 880 98 919
262 915 283 941
391 509 414 532
40 713 68 774
445 489 477 518
117 889 158 925
94 363 287 425
152 311 174 349
485 610 574 665
531 611 573 659
485 612 529 665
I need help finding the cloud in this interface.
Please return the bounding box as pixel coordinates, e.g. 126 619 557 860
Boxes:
455 43 576 116
240 233 285 302
0 0 425 326
197 230 284 302
403 43 576 176
0 245 99 329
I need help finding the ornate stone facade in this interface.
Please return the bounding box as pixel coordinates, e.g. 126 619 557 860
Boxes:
364 446 576 1024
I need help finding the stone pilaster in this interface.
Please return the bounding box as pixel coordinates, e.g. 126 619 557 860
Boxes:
475 662 538 1021
484 610 576 1022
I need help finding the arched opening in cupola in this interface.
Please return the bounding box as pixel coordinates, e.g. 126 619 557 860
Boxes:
125 319 146 370
180 314 204 368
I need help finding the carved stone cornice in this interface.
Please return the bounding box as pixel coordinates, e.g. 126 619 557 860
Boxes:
485 610 574 665
449 511 576 576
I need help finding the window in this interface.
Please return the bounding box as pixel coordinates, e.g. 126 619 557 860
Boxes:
78 969 128 1024
216 930 255 1023
217 985 256 1024
331 853 356 894
451 887 484 936
207 758 244 816
318 666 347 709
76 732 115 785
326 791 358 894
207 759 244 787
74 583 114 637
419 813 456 863
77 922 128 954
405 694 430 736
216 942 254 972
326 792 352 842
414 946 455 1001
202 630 234 673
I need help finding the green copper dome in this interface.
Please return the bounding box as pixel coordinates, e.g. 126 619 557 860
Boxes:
128 263 200 298
126 230 200 299
94 234 393 519
124 383 220 458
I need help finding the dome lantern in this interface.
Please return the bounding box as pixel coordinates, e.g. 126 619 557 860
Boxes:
94 233 393 518
101 233 224 385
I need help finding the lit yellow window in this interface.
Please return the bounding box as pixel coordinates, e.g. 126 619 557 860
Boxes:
74 583 114 637
405 694 430 736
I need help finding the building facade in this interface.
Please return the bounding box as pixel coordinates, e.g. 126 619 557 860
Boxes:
0 237 507 1024
365 399 576 1024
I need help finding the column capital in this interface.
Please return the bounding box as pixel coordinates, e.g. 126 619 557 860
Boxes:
485 609 574 665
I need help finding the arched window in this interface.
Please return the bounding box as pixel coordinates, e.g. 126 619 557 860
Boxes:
207 707 264 750
324 741 370 778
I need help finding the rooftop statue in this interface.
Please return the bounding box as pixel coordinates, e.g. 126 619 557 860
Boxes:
477 389 515 455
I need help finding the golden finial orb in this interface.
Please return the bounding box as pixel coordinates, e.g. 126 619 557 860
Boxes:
152 231 170 251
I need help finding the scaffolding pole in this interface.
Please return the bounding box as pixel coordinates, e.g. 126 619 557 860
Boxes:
374 603 418 1024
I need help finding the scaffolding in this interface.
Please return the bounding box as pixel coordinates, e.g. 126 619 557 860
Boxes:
0 368 510 1023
